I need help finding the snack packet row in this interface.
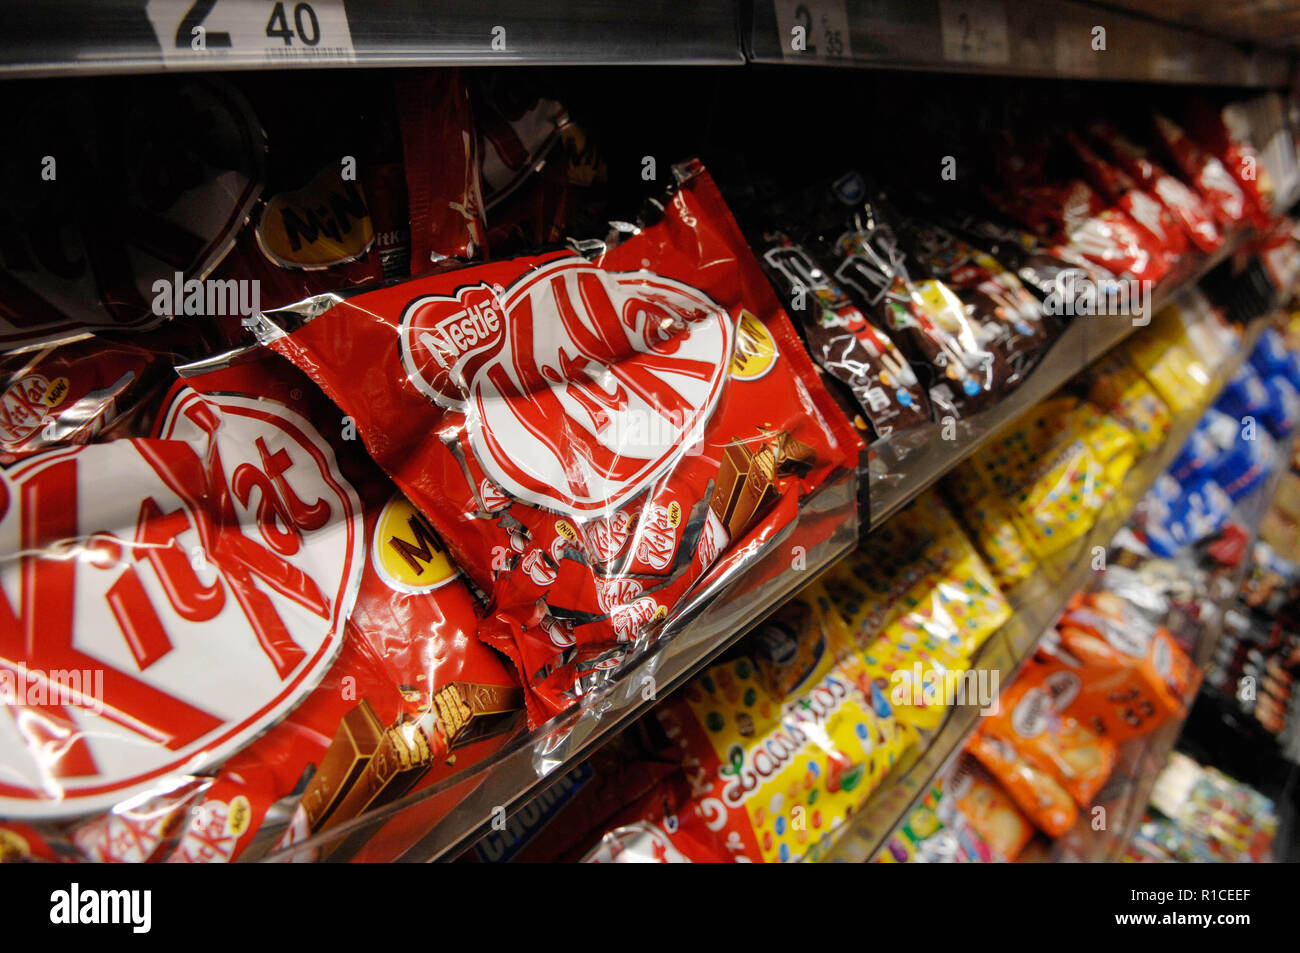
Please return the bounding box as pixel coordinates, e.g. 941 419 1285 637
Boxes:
0 350 525 862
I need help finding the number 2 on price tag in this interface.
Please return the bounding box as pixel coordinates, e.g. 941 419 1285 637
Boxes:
938 0 1010 66
145 0 356 65
773 0 853 62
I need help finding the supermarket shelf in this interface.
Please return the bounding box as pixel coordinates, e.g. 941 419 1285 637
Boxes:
1 1 1292 82
868 229 1251 530
259 466 859 863
746 0 1290 86
1053 430 1297 862
823 316 1272 864
0 1 746 78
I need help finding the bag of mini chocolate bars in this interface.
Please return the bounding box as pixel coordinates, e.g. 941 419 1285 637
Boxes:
0 349 522 862
0 70 483 356
893 214 1052 386
755 229 931 441
814 173 1013 419
255 159 861 726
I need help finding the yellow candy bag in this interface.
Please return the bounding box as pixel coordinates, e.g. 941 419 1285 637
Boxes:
944 466 1039 590
656 582 915 863
824 494 1010 730
1087 352 1172 455
1126 310 1213 415
965 398 1137 558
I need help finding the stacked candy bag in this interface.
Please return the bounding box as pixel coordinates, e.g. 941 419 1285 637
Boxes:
1035 591 1200 745
821 491 1010 730
1086 351 1173 456
256 160 861 726
958 396 1138 559
0 351 524 862
652 581 916 863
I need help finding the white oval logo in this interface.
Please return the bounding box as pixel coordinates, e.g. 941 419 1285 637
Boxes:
0 389 362 817
400 258 733 518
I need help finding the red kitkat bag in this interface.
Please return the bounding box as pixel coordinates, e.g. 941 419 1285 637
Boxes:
259 160 861 725
0 350 522 861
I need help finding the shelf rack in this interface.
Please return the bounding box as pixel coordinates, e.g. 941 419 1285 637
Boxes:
746 0 1290 86
257 464 858 862
822 314 1275 864
1047 429 1297 863
0 1 1291 85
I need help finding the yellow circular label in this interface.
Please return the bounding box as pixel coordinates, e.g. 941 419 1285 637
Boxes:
555 519 578 542
730 311 778 380
226 795 252 837
0 829 30 861
257 165 376 269
667 501 681 527
43 377 69 408
373 495 456 593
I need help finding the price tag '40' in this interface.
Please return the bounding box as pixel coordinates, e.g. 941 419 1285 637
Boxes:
146 0 356 66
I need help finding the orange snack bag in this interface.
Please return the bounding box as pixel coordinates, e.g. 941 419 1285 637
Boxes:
967 730 1077 838
1044 591 1200 744
947 755 1035 861
980 663 1116 808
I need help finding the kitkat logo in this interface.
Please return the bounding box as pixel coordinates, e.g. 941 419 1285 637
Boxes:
400 259 733 517
0 389 363 817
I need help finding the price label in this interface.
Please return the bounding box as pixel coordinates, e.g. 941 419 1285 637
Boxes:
1053 20 1101 76
938 0 1009 66
146 0 355 66
773 0 853 62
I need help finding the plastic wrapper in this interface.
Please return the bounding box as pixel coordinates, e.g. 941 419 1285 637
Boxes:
989 178 1171 282
1039 591 1199 745
967 730 1077 838
0 351 523 861
652 582 916 863
940 208 1103 311
1252 326 1300 394
0 77 264 352
943 466 1039 590
1141 472 1235 556
962 397 1137 558
1089 121 1223 253
0 334 178 465
1164 290 1240 370
818 175 1012 419
1086 351 1172 455
467 728 678 863
895 216 1052 385
945 754 1034 861
473 76 608 257
1186 103 1275 230
255 159 861 726
206 70 484 330
874 782 995 864
1153 115 1250 229
1067 131 1188 262
980 661 1117 807
1127 321 1213 416
0 71 485 357
1147 752 1277 862
822 494 1009 728
756 232 931 440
